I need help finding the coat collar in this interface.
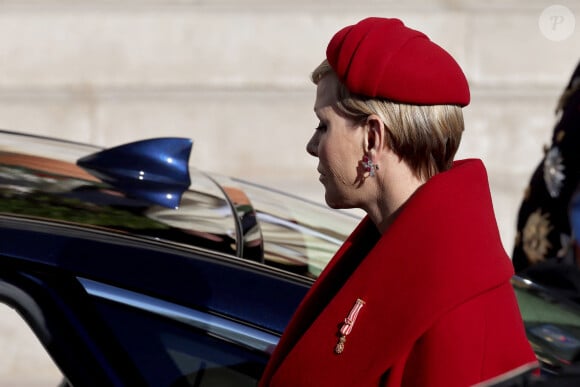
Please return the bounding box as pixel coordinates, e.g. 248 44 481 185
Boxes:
260 159 514 385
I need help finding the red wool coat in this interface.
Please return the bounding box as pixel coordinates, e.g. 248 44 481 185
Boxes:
259 159 538 387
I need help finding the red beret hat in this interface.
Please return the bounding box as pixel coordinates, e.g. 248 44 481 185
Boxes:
326 17 470 107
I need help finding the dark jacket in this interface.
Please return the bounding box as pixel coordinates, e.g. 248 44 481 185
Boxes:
513 61 580 273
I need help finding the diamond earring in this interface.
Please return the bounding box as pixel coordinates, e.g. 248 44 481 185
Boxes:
362 155 379 177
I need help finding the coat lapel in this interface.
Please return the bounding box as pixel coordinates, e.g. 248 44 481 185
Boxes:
259 218 379 384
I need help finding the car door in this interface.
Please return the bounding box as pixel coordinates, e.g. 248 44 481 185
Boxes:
0 214 312 386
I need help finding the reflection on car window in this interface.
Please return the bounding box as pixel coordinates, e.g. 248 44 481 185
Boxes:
165 332 259 387
514 280 580 370
0 130 360 278
145 170 239 255
0 304 62 386
0 152 239 257
233 180 359 278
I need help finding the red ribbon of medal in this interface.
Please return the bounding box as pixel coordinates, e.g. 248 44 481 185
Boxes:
335 298 365 354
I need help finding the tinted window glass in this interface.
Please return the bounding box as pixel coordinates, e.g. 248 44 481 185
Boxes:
514 279 580 370
0 150 239 257
93 298 267 387
144 170 238 255
232 179 359 278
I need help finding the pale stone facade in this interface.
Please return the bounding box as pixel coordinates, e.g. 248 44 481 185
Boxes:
0 1 579 383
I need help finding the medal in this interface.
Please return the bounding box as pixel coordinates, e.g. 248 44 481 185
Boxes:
335 298 365 354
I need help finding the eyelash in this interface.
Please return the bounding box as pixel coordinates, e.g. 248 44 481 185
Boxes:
315 123 327 132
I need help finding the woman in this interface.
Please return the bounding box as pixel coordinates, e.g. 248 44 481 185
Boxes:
259 17 537 386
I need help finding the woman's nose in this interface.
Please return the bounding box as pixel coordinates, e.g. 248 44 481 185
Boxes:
306 134 318 157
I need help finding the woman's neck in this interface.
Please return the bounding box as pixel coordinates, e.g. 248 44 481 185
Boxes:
364 172 425 234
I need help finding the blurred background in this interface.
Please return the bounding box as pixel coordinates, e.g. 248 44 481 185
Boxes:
0 0 579 385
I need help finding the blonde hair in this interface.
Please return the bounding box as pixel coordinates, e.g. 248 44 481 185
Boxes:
311 60 464 181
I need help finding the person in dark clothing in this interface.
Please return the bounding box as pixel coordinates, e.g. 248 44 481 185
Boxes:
513 60 580 273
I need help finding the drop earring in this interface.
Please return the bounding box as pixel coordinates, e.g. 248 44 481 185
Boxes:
362 155 379 177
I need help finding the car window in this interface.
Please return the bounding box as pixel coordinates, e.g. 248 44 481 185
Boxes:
0 131 358 277
84 279 271 387
0 304 62 386
513 279 580 371
0 152 240 258
144 170 239 256
232 179 360 278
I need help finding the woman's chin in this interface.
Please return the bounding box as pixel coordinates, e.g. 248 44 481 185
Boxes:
324 194 347 210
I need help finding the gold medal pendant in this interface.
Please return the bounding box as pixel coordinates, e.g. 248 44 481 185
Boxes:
335 335 346 354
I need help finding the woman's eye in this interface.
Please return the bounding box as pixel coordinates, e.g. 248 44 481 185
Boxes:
315 123 327 132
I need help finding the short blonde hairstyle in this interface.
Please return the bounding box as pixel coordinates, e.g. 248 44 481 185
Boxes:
311 59 464 181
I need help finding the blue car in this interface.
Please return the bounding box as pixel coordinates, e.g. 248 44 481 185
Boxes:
0 130 579 386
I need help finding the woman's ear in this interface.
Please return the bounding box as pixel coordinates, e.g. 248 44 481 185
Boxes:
364 114 385 154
